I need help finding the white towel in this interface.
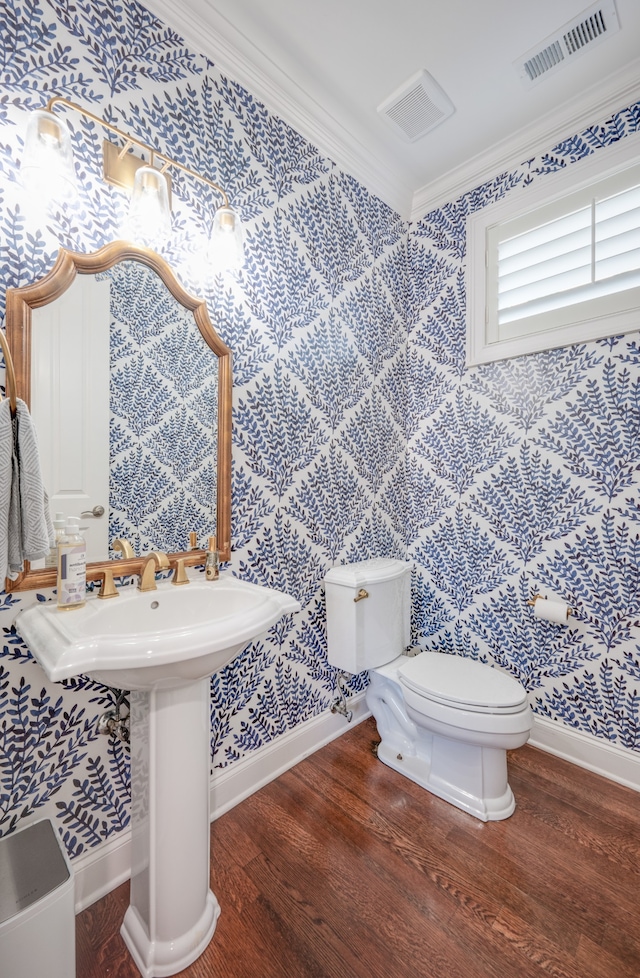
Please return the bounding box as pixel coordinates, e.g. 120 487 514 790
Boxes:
0 398 11 584
0 398 54 582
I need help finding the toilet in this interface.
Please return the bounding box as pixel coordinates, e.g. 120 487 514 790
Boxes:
324 558 532 821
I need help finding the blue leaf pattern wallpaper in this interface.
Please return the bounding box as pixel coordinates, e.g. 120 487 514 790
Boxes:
1 0 639 863
411 102 640 753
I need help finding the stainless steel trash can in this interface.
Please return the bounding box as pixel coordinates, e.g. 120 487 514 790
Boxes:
0 818 75 978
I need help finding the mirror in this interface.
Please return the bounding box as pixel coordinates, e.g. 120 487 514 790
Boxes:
5 241 231 592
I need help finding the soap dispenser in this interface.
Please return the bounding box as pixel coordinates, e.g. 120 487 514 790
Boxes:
45 512 66 568
57 517 86 609
205 535 219 581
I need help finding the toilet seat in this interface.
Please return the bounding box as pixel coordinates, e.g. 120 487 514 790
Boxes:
398 652 528 715
393 652 531 738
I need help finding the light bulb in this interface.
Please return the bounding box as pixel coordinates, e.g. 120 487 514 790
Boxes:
208 206 244 271
125 165 172 248
20 109 77 209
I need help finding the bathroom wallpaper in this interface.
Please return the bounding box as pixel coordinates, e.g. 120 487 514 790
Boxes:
0 0 638 862
0 0 406 855
409 105 640 751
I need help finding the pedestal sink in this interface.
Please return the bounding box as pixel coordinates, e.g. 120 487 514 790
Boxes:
16 575 300 978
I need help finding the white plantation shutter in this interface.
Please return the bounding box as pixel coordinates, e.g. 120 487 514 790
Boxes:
498 207 592 321
596 181 640 279
486 161 640 344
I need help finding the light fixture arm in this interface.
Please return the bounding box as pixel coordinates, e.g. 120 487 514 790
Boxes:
46 95 230 208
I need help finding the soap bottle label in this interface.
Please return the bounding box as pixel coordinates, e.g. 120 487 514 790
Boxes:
58 544 86 608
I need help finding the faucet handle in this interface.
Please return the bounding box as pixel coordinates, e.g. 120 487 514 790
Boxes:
172 558 189 587
97 567 119 600
189 531 198 550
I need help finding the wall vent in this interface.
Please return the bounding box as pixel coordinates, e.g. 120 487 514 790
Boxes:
377 70 455 142
515 0 620 86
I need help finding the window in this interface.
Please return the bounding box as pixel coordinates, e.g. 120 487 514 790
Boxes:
466 131 640 365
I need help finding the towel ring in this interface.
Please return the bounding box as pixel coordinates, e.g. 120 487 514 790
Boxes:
0 330 17 417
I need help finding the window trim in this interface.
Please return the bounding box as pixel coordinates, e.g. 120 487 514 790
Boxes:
466 129 640 366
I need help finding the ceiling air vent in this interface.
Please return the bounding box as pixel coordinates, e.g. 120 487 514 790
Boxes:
515 0 621 86
377 70 455 142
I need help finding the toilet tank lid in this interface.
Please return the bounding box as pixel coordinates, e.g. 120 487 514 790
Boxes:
324 558 411 587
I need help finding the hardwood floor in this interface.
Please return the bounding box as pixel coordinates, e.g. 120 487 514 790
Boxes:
76 717 640 978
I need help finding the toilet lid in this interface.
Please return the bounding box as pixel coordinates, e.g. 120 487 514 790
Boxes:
399 652 527 713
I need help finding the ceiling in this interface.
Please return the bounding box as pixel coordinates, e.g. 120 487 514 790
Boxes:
143 0 640 216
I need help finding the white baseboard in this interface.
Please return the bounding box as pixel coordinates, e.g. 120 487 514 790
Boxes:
72 830 133 913
71 693 370 913
529 715 640 793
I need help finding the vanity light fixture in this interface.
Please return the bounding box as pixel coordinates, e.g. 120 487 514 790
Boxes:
20 96 244 269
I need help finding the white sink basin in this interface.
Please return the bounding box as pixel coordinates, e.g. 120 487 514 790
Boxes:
16 575 300 690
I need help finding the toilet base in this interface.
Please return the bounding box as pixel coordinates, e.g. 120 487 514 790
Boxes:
376 738 515 822
366 668 526 822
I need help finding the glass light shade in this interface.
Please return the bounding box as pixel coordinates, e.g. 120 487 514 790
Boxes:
125 165 172 247
208 206 244 271
21 109 76 205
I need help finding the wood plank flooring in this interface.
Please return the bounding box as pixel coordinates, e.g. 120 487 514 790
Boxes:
76 717 640 978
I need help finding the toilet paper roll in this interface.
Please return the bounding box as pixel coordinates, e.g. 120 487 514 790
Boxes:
533 597 570 624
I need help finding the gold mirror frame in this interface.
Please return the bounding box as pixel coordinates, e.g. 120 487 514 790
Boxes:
4 241 231 592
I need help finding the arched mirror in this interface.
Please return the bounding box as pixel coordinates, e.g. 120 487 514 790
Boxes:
4 241 231 591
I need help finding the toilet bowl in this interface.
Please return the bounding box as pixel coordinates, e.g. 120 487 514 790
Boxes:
324 558 532 821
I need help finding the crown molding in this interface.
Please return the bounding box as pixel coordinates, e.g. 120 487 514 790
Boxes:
142 0 413 217
410 57 640 220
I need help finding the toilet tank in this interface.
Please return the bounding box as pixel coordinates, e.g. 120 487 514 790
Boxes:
324 558 411 673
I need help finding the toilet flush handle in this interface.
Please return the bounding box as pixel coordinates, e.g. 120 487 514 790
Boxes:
354 588 369 603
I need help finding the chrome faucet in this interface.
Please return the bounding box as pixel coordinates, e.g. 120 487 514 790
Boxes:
138 551 170 592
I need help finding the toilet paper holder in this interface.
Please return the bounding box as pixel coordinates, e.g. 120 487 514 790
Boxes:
527 594 574 617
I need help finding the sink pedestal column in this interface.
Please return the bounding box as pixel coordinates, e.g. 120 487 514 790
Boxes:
121 676 220 978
